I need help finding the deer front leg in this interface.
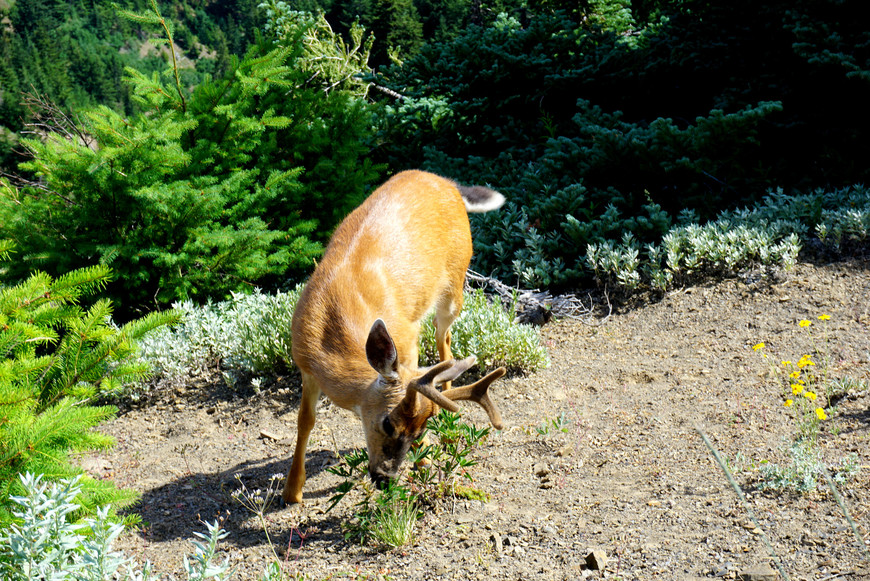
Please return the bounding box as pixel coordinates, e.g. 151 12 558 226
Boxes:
283 372 321 504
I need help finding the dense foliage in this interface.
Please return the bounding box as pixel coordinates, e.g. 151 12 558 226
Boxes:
0 2 379 317
2 0 868 301
372 0 870 286
0 253 178 526
0 0 268 171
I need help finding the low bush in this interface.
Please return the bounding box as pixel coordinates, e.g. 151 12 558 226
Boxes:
0 473 236 581
530 184 868 293
419 289 550 373
133 287 548 393
133 287 303 391
758 442 859 493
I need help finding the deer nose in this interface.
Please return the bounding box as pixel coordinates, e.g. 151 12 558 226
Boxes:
368 469 393 489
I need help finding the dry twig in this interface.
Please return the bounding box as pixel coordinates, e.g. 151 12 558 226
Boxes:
464 269 611 326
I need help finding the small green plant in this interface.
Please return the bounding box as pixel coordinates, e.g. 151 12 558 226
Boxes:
752 314 862 492
758 443 859 493
325 448 371 511
326 410 491 547
419 289 550 373
0 261 178 525
343 481 422 548
532 412 571 436
0 473 235 581
408 411 491 499
753 315 834 444
326 453 421 548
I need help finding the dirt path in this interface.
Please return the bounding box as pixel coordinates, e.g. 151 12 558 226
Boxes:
92 259 870 580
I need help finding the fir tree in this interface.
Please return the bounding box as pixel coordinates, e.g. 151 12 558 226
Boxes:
0 241 179 526
0 2 380 317
380 0 424 64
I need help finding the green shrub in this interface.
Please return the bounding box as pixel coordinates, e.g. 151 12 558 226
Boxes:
371 3 870 292
0 3 380 318
419 289 550 373
0 473 236 581
587 223 802 293
584 185 870 293
134 286 302 388
0 261 177 526
474 183 867 294
134 286 546 392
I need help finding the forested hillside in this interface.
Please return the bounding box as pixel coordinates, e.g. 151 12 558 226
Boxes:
1 0 868 313
0 0 263 169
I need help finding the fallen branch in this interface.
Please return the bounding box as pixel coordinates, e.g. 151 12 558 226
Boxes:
464 269 611 326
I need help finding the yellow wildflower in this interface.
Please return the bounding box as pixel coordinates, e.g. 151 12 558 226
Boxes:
804 391 817 401
789 370 801 379
797 355 815 368
799 319 812 327
818 314 830 321
784 399 794 407
781 360 792 367
815 408 827 420
791 384 804 395
752 342 765 351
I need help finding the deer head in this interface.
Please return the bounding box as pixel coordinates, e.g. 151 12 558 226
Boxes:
361 319 505 486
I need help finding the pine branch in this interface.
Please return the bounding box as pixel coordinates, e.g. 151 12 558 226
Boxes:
116 1 186 112
1 263 174 524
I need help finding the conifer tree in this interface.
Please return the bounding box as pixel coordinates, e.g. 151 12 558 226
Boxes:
380 0 424 63
372 2 870 288
0 240 179 526
0 1 379 317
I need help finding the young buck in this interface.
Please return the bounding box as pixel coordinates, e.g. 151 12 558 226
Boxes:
283 170 507 504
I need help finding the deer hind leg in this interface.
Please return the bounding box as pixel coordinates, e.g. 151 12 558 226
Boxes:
283 372 321 504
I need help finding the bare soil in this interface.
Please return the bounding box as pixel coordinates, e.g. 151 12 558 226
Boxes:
88 259 870 581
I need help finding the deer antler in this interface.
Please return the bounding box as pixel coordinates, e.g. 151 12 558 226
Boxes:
442 367 506 430
407 356 478 412
405 357 505 430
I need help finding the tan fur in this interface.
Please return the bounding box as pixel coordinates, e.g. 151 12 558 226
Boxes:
282 170 506 504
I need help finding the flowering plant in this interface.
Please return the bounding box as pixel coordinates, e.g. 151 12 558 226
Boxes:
753 314 833 442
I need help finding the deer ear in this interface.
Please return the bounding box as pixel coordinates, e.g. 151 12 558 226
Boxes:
366 319 399 379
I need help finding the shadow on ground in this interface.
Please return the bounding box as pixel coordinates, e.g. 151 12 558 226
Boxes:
124 447 353 551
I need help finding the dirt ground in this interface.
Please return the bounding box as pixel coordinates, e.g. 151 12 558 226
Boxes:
88 258 870 581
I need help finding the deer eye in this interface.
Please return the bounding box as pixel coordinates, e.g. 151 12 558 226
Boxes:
382 416 395 436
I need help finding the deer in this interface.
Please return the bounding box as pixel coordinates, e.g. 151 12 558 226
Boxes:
282 169 507 504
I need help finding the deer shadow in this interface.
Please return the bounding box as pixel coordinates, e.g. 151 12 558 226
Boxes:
123 447 358 553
